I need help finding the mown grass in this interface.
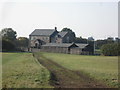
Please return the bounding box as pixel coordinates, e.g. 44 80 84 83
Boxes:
2 52 52 88
40 52 118 88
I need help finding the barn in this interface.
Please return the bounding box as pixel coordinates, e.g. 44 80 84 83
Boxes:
40 43 93 55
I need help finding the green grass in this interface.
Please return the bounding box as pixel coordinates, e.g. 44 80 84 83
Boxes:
2 52 52 88
40 52 118 88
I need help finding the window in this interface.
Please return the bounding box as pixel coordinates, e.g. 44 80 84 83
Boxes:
31 37 35 40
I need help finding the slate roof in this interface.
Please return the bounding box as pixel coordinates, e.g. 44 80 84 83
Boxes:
76 44 88 49
42 43 77 48
42 43 88 48
29 29 56 36
58 32 68 37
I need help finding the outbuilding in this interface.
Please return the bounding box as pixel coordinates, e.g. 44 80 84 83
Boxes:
40 43 93 55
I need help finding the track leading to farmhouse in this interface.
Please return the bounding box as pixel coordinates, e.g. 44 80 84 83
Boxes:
33 52 107 88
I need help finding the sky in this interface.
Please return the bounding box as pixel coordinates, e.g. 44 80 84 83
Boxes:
0 0 119 40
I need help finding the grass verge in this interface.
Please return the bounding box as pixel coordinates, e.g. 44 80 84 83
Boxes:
2 52 52 88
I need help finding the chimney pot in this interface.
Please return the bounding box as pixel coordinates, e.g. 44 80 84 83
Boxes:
55 27 57 30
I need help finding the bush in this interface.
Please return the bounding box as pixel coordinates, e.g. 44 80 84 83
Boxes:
101 43 120 56
2 39 15 51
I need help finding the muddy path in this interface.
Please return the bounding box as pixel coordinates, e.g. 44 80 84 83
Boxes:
33 52 108 88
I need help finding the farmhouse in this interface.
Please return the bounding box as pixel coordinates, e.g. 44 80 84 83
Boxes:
29 27 75 48
29 27 94 55
29 27 58 48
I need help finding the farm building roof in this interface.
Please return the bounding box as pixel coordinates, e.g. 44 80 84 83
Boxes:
42 43 88 48
29 29 56 36
42 43 77 48
76 44 88 49
58 32 68 37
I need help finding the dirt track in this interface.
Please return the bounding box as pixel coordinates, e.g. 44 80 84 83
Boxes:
33 52 108 88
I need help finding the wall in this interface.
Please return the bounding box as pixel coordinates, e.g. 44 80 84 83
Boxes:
30 46 91 55
50 31 58 43
70 48 82 54
29 35 50 47
82 45 94 55
62 32 75 43
56 38 62 44
40 46 69 54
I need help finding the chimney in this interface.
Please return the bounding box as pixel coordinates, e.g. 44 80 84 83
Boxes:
55 27 57 30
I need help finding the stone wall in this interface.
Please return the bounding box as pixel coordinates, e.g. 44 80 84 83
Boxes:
29 36 50 47
30 47 91 55
70 48 82 54
30 45 91 55
56 38 62 44
40 46 69 54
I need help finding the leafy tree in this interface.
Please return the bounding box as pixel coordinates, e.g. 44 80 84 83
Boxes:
0 28 17 41
0 28 17 51
17 37 29 48
75 36 87 43
95 37 115 49
2 39 15 51
62 28 72 32
101 43 119 56
95 40 108 49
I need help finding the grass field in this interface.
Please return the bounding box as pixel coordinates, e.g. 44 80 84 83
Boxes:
2 52 52 88
2 52 119 88
39 52 118 88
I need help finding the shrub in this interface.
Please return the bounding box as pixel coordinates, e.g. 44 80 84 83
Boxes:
2 39 15 51
101 43 120 56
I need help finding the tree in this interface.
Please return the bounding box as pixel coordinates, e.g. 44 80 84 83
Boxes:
61 28 72 32
106 37 114 44
95 40 108 49
17 37 29 48
2 39 15 51
95 37 115 49
0 28 17 41
101 43 119 56
75 36 87 43
0 28 17 51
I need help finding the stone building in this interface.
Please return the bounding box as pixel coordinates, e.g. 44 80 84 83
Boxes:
29 28 58 48
29 27 75 48
29 27 94 55
40 43 93 55
56 31 72 43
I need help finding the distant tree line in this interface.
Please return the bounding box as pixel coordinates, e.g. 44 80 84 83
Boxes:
0 28 29 52
75 36 120 56
95 37 119 49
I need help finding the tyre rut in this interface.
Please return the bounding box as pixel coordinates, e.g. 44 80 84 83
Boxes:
33 53 108 88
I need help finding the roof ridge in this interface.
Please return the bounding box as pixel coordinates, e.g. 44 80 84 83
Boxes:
35 29 55 30
29 29 56 36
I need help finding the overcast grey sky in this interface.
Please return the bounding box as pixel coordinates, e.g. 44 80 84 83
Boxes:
0 0 118 40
